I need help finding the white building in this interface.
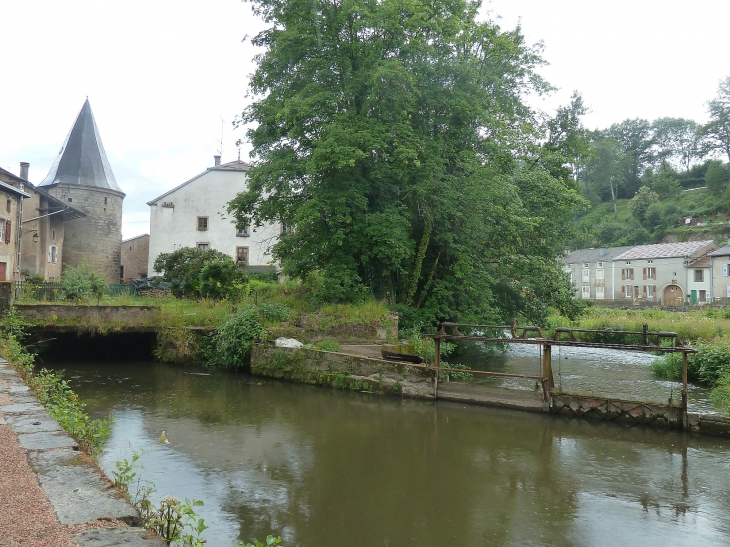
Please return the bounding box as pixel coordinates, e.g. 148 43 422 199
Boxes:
147 157 280 274
562 240 719 306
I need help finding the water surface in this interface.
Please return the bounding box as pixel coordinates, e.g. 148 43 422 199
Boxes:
50 360 730 547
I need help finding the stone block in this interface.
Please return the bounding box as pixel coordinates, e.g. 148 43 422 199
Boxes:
75 527 166 546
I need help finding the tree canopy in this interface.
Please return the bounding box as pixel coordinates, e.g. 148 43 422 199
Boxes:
229 0 586 324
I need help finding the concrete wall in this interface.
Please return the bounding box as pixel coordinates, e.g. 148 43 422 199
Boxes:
251 343 434 399
148 168 279 273
16 304 158 325
121 234 149 280
45 185 124 285
712 255 730 300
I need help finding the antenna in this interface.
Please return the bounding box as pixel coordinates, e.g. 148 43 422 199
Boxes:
216 115 224 158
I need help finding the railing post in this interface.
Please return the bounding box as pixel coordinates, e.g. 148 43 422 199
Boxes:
434 337 440 399
542 344 554 390
681 350 688 427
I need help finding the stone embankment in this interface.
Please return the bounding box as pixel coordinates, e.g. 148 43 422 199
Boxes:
0 359 163 547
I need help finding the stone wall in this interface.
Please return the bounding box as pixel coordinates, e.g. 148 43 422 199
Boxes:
121 234 150 280
251 343 434 399
46 185 124 285
550 392 683 428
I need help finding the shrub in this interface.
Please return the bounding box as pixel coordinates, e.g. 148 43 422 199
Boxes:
204 307 262 368
60 262 107 302
315 339 341 352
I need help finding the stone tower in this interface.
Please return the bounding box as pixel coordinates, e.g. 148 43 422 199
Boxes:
39 99 125 284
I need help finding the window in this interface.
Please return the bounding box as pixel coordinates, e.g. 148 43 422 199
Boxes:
597 262 603 268
582 268 590 282
281 223 292 235
5 199 10 213
52 229 56 240
581 285 590 298
197 242 209 250
626 261 631 265
0 219 10 244
647 259 653 264
236 246 249 265
724 264 729 277
596 269 604 281
104 197 108 205
197 217 209 231
694 269 704 282
625 285 632 298
645 267 656 279
699 290 707 302
647 285 655 298
48 245 58 264
622 268 634 280
595 286 605 299
236 224 250 237
583 263 590 268
68 197 72 203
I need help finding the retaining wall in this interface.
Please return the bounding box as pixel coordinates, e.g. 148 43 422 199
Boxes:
250 343 433 399
16 304 159 325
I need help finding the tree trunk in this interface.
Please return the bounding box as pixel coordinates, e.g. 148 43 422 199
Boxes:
610 181 617 217
406 212 433 307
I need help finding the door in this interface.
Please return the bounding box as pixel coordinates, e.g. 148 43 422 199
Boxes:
663 285 684 306
0 262 6 281
691 290 697 305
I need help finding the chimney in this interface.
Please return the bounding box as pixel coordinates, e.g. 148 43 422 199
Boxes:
19 162 29 180
214 155 221 166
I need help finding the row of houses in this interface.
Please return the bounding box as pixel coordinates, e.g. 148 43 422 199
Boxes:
562 240 730 306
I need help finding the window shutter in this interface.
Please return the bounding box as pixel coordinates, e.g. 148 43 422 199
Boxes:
724 264 728 277
643 286 647 298
47 246 52 263
630 269 634 280
622 270 625 280
653 269 657 280
4 220 10 244
643 268 647 280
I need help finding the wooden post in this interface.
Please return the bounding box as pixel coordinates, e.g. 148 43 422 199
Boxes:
434 337 440 399
681 351 688 426
542 344 554 390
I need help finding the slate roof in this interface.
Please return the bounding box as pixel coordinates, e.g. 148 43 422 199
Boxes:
614 240 717 260
0 166 82 219
562 246 634 264
710 245 730 257
39 99 123 193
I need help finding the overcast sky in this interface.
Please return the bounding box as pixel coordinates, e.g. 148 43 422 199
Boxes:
2 0 728 239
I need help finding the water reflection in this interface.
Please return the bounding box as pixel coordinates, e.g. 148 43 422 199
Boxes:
52 361 730 547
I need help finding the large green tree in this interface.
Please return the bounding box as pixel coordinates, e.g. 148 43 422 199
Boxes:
230 0 584 323
705 77 730 162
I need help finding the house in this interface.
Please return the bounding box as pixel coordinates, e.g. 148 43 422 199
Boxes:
710 244 730 301
563 240 719 306
562 246 633 300
37 99 125 284
147 156 279 274
121 234 150 280
0 168 30 281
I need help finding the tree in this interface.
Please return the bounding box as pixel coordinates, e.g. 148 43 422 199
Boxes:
230 0 584 323
705 77 730 162
705 160 730 195
605 118 654 197
585 138 626 217
650 164 682 199
628 186 659 227
652 117 707 173
153 247 247 299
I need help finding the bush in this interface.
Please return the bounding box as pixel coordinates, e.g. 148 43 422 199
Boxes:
315 339 341 352
60 262 107 302
204 307 262 368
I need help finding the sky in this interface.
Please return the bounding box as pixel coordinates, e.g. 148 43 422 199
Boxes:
1 0 729 240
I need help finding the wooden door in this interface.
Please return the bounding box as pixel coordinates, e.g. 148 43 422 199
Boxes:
0 262 6 281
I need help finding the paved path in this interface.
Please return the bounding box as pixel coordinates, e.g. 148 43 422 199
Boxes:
0 359 164 547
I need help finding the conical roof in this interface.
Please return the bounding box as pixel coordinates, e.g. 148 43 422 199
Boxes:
40 99 123 193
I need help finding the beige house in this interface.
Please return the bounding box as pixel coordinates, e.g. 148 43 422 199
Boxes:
710 244 730 301
563 240 719 306
121 234 150 281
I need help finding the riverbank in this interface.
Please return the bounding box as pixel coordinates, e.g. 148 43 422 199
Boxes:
0 358 164 546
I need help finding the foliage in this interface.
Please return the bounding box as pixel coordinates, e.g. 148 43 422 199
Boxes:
705 76 730 162
229 0 584 325
705 160 730 195
153 247 248 299
204 307 262 368
315 339 341 352
60 261 107 302
32 369 113 456
710 373 730 413
628 186 660 226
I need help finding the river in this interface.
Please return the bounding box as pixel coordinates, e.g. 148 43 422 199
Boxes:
47 353 730 547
